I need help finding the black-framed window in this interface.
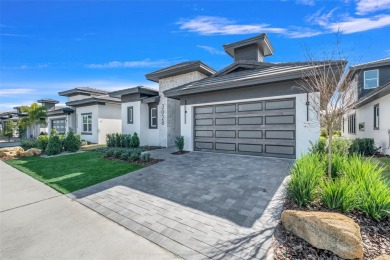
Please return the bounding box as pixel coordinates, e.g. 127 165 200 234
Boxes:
364 69 379 89
374 104 379 130
358 122 365 131
82 114 92 132
149 104 158 129
127 106 133 124
348 114 356 134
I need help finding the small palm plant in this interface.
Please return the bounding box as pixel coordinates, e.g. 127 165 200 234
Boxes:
175 135 184 153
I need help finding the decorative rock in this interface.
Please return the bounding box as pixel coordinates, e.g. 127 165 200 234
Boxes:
29 148 42 155
0 146 24 158
20 148 42 157
374 255 390 260
281 210 364 259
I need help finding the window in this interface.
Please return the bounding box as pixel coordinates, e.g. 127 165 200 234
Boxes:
149 105 157 129
348 114 356 134
374 104 379 130
82 114 92 132
359 122 365 131
127 106 133 124
364 69 379 89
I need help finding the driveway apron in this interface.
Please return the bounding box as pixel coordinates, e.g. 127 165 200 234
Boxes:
69 149 293 259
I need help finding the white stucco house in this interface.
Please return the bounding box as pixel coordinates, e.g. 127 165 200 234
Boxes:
108 34 345 159
342 58 390 155
44 87 121 144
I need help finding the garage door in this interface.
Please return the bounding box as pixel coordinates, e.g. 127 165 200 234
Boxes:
51 119 66 134
193 98 296 158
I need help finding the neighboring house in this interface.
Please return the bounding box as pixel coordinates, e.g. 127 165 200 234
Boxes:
0 109 22 137
111 34 345 159
342 58 390 155
58 87 121 144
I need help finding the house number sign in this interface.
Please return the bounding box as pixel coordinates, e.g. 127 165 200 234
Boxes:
161 104 165 125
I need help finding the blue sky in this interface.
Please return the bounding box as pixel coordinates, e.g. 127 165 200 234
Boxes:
1 0 390 111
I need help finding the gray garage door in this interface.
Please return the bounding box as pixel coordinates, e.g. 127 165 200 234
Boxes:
193 98 296 158
51 119 66 134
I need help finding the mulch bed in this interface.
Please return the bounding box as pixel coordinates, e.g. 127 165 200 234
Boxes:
103 156 163 167
273 197 390 259
171 151 190 155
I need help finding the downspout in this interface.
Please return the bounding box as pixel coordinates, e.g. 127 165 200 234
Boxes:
184 99 187 124
306 92 310 121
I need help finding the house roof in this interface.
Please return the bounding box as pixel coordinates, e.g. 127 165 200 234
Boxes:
108 86 159 98
164 60 346 98
37 98 59 104
344 57 390 83
145 61 216 82
47 107 74 116
223 33 274 58
354 81 390 108
66 95 120 107
58 87 108 97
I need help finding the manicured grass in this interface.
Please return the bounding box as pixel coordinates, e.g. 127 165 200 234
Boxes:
6 152 142 194
374 157 390 182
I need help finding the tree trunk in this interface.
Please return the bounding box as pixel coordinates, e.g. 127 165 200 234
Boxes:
327 127 333 178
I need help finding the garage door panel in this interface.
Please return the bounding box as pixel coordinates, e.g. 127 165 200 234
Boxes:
194 98 295 158
215 142 236 151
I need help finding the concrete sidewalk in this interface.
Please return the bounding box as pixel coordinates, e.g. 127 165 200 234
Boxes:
0 161 178 260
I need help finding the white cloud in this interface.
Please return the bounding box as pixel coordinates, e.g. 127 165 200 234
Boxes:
0 33 31 37
356 0 390 15
0 88 36 96
86 59 181 69
331 15 390 33
296 0 315 6
177 16 286 35
197 45 226 55
0 101 35 112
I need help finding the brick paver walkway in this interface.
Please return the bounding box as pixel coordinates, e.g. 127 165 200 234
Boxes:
69 149 292 259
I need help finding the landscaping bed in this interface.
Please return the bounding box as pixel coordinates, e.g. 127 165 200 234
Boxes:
273 197 390 259
274 137 390 259
171 150 190 155
5 152 142 194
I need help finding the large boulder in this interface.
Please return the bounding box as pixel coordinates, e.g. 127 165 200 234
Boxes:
281 210 364 259
0 146 24 158
29 148 42 155
374 255 390 260
20 148 42 157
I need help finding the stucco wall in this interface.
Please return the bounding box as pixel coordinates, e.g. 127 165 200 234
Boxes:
98 103 121 144
76 105 99 143
68 94 91 102
342 94 390 155
180 92 320 159
158 71 208 147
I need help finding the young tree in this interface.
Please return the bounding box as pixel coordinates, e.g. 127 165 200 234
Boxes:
4 120 15 142
298 38 358 177
19 103 47 138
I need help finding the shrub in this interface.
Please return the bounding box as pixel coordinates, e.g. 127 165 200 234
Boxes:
321 176 358 212
21 139 38 149
37 135 49 151
113 148 122 159
115 133 121 147
63 129 81 152
140 152 151 162
288 153 324 207
106 148 115 157
349 138 376 156
331 137 351 155
131 133 140 148
80 140 89 146
175 135 184 152
333 130 341 137
130 148 142 161
3 120 14 141
45 130 62 156
309 138 327 154
106 133 133 148
120 151 131 160
106 134 115 147
320 129 328 137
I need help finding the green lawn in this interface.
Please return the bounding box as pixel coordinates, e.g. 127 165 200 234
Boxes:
374 157 390 182
6 152 142 194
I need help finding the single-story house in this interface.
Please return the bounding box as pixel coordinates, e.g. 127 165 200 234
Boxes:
57 87 121 144
342 58 390 155
110 34 345 158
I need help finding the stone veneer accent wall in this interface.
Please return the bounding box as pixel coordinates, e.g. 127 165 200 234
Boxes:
158 71 208 147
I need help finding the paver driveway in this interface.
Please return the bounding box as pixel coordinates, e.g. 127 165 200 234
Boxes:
69 149 293 259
